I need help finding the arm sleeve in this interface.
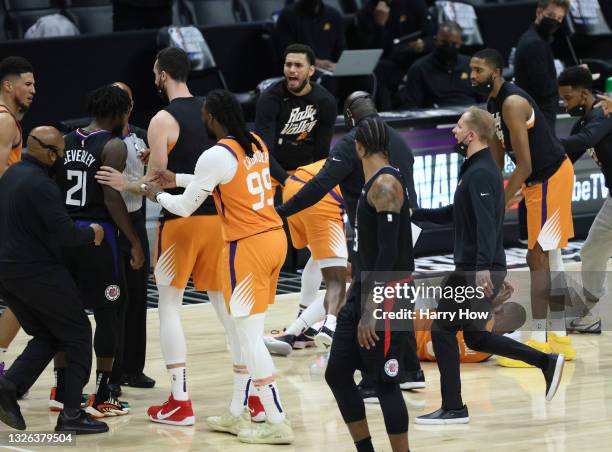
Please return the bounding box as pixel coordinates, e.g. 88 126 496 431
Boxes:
313 94 337 161
33 180 95 246
176 173 194 188
254 93 281 156
157 146 237 217
468 174 498 271
561 115 612 162
411 205 453 224
277 140 354 217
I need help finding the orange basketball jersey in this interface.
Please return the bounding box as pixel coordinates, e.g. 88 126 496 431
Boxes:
213 134 283 242
289 159 344 219
0 104 22 166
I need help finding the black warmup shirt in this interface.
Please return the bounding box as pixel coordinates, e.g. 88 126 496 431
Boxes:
277 118 418 227
354 166 415 273
398 53 477 108
412 148 506 271
488 82 565 183
255 80 337 171
514 24 559 127
57 129 114 221
163 97 217 218
562 106 612 195
276 2 346 62
0 156 95 278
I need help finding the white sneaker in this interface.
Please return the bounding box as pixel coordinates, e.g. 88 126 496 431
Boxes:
237 418 294 444
206 409 250 435
263 334 295 356
314 325 334 349
566 314 601 334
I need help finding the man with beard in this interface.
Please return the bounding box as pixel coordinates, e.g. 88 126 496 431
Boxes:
514 0 570 130
255 44 337 176
471 48 576 366
0 56 36 380
95 47 226 426
398 21 478 109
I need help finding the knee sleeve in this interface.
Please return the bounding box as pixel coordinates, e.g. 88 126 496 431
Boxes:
234 314 274 380
300 256 322 307
93 308 119 358
208 291 242 364
157 284 186 365
375 382 408 434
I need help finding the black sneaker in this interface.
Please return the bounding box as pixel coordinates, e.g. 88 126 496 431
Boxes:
415 405 469 425
55 409 108 434
107 383 122 398
122 373 156 388
264 334 296 356
294 328 317 349
0 377 25 430
543 353 565 401
400 369 426 390
357 382 378 404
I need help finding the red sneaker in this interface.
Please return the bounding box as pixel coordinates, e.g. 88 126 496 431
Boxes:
248 395 266 422
147 395 195 426
49 387 63 412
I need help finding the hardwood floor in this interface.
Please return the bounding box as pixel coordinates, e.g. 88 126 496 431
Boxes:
1 264 611 451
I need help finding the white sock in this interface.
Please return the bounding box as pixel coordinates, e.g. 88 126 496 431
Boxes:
550 310 566 337
299 256 322 310
285 317 308 336
256 381 286 424
323 314 337 331
532 319 547 342
230 366 250 417
157 285 187 364
169 367 188 401
299 295 326 328
0 347 6 356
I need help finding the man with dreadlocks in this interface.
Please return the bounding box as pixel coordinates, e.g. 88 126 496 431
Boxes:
325 117 412 452
54 84 145 418
145 89 294 445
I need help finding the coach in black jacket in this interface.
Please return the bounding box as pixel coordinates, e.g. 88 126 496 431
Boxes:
412 107 564 425
0 127 107 434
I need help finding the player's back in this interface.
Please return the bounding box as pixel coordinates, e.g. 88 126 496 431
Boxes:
56 128 112 220
213 134 283 242
354 166 414 272
0 104 22 166
163 96 217 218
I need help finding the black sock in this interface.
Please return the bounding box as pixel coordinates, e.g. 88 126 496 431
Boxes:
355 436 374 452
94 370 111 403
54 368 65 403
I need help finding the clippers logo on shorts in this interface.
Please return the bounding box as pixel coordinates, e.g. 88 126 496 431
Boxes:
104 285 120 301
280 105 318 141
384 358 399 377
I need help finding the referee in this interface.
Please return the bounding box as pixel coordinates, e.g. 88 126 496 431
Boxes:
0 127 107 434
412 108 565 424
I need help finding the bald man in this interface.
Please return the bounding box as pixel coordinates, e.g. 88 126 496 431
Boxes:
0 56 36 380
108 82 155 391
0 127 108 434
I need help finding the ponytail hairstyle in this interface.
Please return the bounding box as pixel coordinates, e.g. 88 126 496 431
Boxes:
204 89 262 157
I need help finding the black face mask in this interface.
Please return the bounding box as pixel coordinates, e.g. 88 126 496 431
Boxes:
454 132 471 158
567 104 585 117
536 17 561 40
433 45 459 65
472 75 494 96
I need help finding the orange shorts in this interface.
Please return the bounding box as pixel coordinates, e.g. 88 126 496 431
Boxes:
523 157 574 250
222 228 287 317
154 215 223 291
414 313 492 363
283 176 347 263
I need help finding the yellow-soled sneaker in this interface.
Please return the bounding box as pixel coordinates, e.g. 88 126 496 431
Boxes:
206 409 250 435
496 339 551 368
548 332 576 361
237 418 294 444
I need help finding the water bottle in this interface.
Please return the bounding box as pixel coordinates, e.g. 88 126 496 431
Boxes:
607 76 612 98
